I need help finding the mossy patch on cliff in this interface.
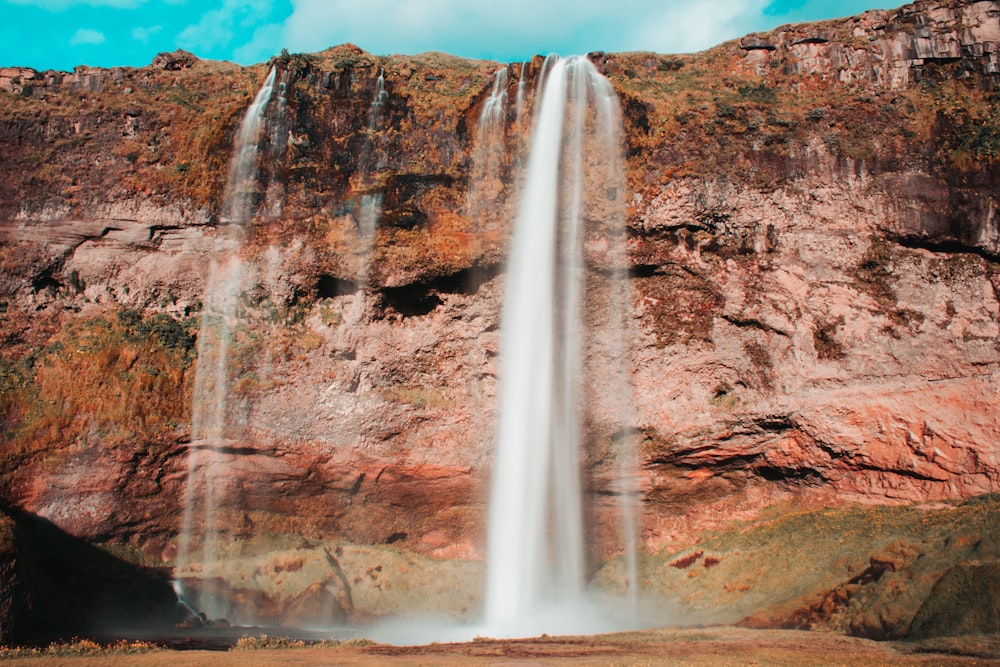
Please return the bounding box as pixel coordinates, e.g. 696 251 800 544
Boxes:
0 59 273 217
597 493 1000 640
0 308 195 466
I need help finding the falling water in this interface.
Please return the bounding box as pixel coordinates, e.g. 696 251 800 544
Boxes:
467 67 509 225
355 69 388 290
176 66 279 623
483 55 635 638
221 67 277 224
514 62 528 131
263 69 291 218
482 67 509 128
367 68 389 130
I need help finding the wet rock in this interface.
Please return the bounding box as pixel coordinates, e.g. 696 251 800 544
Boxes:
282 582 348 627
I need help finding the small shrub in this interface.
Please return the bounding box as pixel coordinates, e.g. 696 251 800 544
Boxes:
813 316 846 360
341 638 375 647
715 103 737 120
0 639 160 658
806 107 825 122
231 634 368 651
709 383 739 409
671 550 704 569
738 83 776 104
233 634 306 650
66 269 85 294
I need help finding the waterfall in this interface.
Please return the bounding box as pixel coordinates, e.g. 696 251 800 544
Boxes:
467 67 509 226
263 69 291 218
355 69 388 293
367 69 389 131
483 55 633 638
514 62 528 132
175 66 279 624
221 67 277 225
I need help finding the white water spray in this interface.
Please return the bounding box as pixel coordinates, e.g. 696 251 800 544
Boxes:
483 55 635 638
176 66 279 623
367 69 389 131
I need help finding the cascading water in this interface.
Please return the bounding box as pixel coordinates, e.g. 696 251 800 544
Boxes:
221 67 278 225
175 66 279 623
367 69 389 131
355 69 388 291
263 69 291 218
467 67 509 226
514 62 528 132
483 55 635 638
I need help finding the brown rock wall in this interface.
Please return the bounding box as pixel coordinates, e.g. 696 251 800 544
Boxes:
0 0 998 630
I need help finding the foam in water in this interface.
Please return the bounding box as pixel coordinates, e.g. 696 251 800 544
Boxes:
175 66 279 623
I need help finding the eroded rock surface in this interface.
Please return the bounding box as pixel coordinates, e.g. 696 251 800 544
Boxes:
0 0 998 639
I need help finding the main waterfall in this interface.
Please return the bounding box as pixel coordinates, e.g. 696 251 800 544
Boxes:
484 55 634 637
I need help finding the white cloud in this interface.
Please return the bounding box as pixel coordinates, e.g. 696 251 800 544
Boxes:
69 27 106 45
177 0 272 56
6 0 144 8
627 0 772 54
132 24 162 42
275 0 772 62
233 22 284 64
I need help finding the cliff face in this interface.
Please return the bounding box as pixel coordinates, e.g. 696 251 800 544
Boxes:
1 0 999 639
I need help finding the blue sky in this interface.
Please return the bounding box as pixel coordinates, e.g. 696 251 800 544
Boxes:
0 0 903 72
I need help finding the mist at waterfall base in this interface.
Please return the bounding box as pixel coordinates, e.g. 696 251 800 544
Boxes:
173 56 657 644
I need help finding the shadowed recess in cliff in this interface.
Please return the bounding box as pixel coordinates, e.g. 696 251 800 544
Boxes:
377 263 504 317
0 504 180 645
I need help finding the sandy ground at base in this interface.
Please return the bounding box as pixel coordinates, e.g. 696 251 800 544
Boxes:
4 627 999 666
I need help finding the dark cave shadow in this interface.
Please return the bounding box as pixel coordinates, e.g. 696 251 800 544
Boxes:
0 503 182 645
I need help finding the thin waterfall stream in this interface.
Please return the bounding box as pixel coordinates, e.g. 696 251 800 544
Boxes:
175 66 279 624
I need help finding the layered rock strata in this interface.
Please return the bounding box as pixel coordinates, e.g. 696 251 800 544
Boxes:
0 0 998 639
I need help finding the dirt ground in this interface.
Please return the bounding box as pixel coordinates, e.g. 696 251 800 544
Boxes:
3 627 999 666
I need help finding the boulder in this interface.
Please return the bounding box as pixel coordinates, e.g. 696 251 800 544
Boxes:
908 561 1000 638
151 50 198 71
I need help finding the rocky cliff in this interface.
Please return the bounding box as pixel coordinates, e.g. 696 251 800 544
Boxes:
1 0 999 643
